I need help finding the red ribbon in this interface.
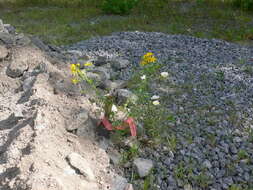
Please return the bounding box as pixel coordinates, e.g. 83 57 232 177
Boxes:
99 117 137 137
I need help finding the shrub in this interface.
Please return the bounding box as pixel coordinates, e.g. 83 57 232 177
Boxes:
232 0 253 10
102 0 138 15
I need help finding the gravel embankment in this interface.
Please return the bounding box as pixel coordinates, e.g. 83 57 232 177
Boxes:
66 32 253 190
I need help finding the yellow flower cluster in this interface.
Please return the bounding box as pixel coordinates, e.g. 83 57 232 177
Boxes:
140 52 157 66
84 62 93 67
70 63 80 75
70 62 94 85
70 63 81 84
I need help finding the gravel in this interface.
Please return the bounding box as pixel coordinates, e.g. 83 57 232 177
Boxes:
65 32 253 190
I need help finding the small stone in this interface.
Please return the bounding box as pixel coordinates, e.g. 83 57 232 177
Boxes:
223 177 233 186
111 174 128 190
124 183 134 190
66 152 95 181
86 72 103 86
114 89 138 105
244 172 250 181
133 158 153 177
230 145 238 154
108 149 121 165
234 137 242 143
90 67 111 80
163 158 172 166
23 76 36 91
203 160 212 169
0 45 8 60
98 137 110 150
99 80 126 91
3 24 15 34
184 184 193 190
111 58 130 70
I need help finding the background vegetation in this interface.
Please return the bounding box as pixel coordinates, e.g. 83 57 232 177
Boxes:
0 0 252 45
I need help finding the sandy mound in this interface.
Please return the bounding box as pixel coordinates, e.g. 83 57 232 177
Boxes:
0 20 126 190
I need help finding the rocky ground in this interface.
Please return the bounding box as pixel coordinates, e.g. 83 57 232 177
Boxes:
66 32 253 189
1 19 253 190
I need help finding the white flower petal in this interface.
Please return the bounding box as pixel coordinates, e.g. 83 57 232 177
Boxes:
111 104 118 113
151 95 160 100
161 72 169 78
140 75 146 80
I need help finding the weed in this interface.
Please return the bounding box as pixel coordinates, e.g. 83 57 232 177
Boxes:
229 184 242 190
121 143 139 163
174 162 187 180
237 149 248 160
166 135 177 152
232 0 253 10
215 70 225 81
193 172 212 188
243 65 253 75
143 173 156 190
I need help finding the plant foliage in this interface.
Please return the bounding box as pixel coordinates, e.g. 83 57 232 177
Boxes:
102 0 138 15
232 0 253 10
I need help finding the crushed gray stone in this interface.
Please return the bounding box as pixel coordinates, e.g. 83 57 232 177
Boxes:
65 31 253 190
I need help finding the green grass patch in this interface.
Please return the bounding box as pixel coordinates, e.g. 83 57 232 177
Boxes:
0 0 252 45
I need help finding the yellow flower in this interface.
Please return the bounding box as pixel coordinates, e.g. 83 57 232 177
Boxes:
148 56 157 63
70 64 78 75
84 62 93 67
71 78 79 84
140 52 157 65
152 100 160 105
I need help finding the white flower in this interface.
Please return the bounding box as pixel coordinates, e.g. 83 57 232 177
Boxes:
161 72 169 78
152 100 160 105
111 104 118 113
140 75 146 80
151 95 160 100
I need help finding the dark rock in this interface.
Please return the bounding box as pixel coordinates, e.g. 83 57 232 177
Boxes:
0 32 14 45
23 76 36 91
17 89 33 104
94 56 108 66
3 24 15 34
0 113 23 130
